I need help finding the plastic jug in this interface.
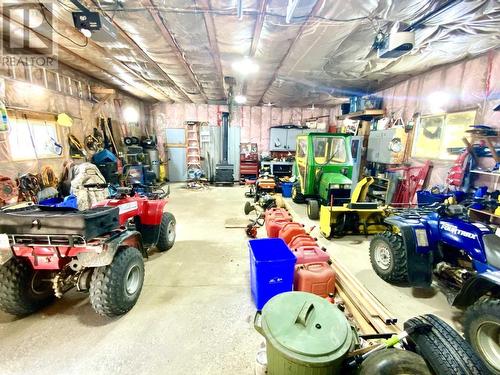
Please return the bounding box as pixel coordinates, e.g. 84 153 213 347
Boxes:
294 262 335 298
278 222 306 245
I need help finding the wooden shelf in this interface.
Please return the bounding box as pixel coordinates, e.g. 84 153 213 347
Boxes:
469 208 500 226
336 109 385 121
463 135 500 163
470 208 500 219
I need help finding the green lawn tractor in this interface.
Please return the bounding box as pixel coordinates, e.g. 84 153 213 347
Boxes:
292 133 353 219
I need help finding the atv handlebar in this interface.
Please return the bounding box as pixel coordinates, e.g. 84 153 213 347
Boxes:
109 183 170 200
83 183 109 189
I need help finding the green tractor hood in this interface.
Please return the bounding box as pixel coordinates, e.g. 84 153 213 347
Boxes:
318 172 352 202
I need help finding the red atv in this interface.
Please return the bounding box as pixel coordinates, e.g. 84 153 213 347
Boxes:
0 184 176 317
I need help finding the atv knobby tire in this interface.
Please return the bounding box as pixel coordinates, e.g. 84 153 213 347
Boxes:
0 257 54 316
90 247 145 317
369 231 409 283
464 297 500 374
307 199 320 220
291 183 305 203
404 314 488 375
156 212 176 252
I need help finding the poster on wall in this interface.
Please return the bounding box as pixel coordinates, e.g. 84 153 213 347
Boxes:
0 100 9 132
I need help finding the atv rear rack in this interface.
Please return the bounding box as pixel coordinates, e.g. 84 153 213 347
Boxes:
6 229 123 248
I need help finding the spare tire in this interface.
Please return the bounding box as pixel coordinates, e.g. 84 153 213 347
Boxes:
359 349 432 375
404 314 488 375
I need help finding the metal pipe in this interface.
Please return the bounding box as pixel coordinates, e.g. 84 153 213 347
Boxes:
405 0 461 31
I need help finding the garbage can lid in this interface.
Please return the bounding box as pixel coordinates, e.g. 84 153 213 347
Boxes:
261 292 352 362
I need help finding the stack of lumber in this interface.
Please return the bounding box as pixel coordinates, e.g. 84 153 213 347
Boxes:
331 257 400 335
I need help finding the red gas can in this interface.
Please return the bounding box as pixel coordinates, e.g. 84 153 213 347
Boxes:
278 222 306 245
293 245 330 265
288 234 318 250
294 262 336 297
264 208 291 222
266 218 290 238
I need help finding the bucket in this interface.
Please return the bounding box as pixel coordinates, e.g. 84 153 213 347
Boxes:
249 238 297 310
254 292 354 375
281 182 293 198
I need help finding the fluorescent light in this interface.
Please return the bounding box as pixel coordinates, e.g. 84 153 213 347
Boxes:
286 0 300 23
234 95 247 104
237 0 243 20
428 91 450 113
123 106 140 122
232 57 259 75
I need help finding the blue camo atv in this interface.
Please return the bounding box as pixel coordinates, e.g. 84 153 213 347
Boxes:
369 204 500 374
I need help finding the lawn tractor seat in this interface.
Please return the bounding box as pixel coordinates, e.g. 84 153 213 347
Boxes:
483 234 500 269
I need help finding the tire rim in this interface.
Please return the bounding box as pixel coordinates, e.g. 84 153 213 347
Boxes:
476 320 500 371
125 265 141 295
30 271 51 295
374 243 392 270
167 221 175 243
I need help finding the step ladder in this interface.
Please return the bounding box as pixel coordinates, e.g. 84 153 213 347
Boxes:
186 121 202 180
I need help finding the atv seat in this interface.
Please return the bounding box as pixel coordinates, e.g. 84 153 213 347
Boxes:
347 202 379 209
483 234 500 269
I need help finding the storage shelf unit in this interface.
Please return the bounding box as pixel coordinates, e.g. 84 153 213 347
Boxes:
260 161 294 178
462 135 500 163
336 109 385 121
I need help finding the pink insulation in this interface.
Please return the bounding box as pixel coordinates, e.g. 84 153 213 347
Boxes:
371 51 500 189
151 103 331 154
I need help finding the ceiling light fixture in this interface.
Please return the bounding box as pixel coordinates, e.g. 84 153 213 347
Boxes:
234 95 247 104
123 106 140 122
80 28 92 38
427 91 450 113
232 57 259 75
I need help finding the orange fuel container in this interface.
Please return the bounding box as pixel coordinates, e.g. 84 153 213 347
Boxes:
288 234 318 250
293 246 330 265
266 218 291 238
278 222 306 245
294 262 335 298
264 208 291 223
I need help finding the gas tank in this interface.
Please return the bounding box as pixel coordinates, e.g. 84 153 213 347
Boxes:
439 217 492 263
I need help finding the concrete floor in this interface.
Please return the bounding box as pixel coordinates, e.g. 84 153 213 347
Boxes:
0 185 262 375
0 185 462 375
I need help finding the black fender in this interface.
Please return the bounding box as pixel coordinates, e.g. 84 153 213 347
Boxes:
77 230 146 268
384 217 433 288
452 271 500 307
134 216 161 247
